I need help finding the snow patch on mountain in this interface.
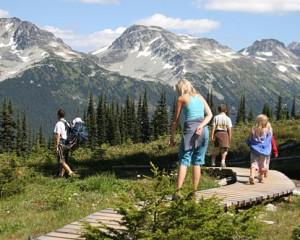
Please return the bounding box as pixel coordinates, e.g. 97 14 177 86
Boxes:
255 57 267 61
277 65 287 72
137 46 151 57
257 51 273 56
92 45 109 55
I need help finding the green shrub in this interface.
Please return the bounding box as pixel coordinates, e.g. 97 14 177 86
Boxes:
83 164 261 240
32 180 78 210
78 174 126 193
0 155 27 198
292 226 300 240
0 221 25 234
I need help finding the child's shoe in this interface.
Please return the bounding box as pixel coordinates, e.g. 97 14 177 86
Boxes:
258 175 264 183
211 160 216 167
249 177 255 185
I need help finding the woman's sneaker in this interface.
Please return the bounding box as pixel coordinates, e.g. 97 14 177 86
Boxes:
221 161 226 168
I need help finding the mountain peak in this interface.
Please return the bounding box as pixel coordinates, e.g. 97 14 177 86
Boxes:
288 42 300 56
109 24 174 50
0 17 81 81
124 24 165 33
253 39 285 48
0 17 64 50
94 24 238 85
239 38 298 63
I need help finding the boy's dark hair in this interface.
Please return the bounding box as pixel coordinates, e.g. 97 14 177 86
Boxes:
218 104 228 113
57 109 65 119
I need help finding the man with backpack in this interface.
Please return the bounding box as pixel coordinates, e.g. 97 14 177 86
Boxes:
54 109 75 177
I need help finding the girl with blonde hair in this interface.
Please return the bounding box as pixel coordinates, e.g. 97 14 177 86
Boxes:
170 79 212 193
247 114 273 184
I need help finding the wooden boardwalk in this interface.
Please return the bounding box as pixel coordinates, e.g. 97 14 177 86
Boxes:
36 167 296 240
196 167 295 207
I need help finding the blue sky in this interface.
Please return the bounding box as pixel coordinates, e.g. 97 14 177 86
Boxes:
1 0 300 52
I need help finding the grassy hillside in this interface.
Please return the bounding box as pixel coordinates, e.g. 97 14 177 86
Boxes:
0 119 299 239
0 138 216 239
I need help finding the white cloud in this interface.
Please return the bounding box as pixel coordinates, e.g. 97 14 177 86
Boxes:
0 9 10 18
195 0 300 13
136 13 220 33
43 25 125 52
76 0 119 4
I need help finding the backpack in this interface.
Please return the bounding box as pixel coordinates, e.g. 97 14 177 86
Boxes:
61 119 88 150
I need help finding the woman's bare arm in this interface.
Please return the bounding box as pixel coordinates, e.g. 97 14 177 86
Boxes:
170 97 183 145
197 95 213 133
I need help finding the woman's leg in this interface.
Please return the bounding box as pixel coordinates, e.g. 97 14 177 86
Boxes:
62 162 73 174
264 156 270 178
258 156 267 183
249 167 256 184
211 147 218 166
249 153 258 184
220 148 228 167
192 165 201 191
177 165 188 190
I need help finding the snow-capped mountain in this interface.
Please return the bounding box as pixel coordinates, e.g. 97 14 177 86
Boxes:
92 25 300 112
0 17 81 81
288 42 300 57
93 25 239 85
240 39 300 73
0 18 174 134
1 18 300 130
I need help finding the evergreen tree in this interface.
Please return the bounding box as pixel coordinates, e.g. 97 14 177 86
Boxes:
47 136 53 151
38 126 46 148
1 99 16 152
136 95 143 142
247 109 254 122
87 93 96 148
15 113 22 156
141 90 150 142
171 96 176 125
291 96 296 119
124 96 137 142
27 128 33 153
119 106 126 143
152 91 169 139
262 103 272 118
106 102 114 144
131 100 139 143
111 103 121 145
275 95 284 120
20 112 28 156
121 104 130 142
236 95 246 125
283 104 290 120
96 95 107 146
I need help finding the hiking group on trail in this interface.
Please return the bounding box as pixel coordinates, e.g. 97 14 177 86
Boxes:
169 79 278 191
53 79 278 188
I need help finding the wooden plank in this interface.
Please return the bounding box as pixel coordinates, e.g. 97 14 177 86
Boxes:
87 214 122 220
37 236 69 240
46 231 83 239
